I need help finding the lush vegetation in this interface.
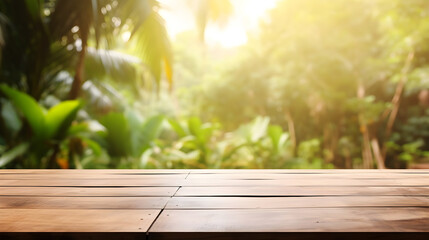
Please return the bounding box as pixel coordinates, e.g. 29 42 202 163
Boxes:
0 0 428 169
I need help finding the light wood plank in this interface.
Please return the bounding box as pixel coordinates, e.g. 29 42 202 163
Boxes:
0 196 170 209
189 169 429 174
186 173 429 180
150 208 429 232
176 186 429 196
0 169 190 174
182 178 429 187
166 196 429 209
0 173 188 180
0 178 184 187
0 209 159 232
0 186 178 197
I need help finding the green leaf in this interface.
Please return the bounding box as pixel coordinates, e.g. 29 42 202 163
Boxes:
99 112 131 157
126 109 143 156
82 138 103 156
0 143 30 167
1 100 22 135
250 116 270 142
85 48 140 84
141 115 165 151
268 125 288 153
25 0 42 20
0 84 45 139
45 100 81 140
131 11 173 90
188 117 202 137
168 119 187 138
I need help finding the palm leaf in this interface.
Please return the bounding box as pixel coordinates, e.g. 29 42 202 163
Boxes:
45 100 81 140
85 47 141 83
0 142 30 167
0 84 45 139
99 112 132 157
130 11 173 91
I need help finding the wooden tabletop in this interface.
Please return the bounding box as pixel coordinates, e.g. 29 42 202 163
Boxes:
0 169 428 239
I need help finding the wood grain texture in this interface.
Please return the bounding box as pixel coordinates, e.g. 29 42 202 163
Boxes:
0 178 184 187
1 169 429 239
0 196 170 209
186 173 429 180
0 173 188 180
182 178 429 187
0 169 190 174
148 232 429 240
176 186 429 196
150 208 429 232
188 169 429 174
166 196 429 209
0 209 159 232
0 186 178 196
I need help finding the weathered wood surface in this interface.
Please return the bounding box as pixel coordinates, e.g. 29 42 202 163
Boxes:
0 169 428 240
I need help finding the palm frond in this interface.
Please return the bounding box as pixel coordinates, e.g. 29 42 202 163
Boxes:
130 11 173 91
85 47 141 84
49 0 93 42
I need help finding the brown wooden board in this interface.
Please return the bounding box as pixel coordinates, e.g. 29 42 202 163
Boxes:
147 232 429 240
0 178 184 187
176 186 429 196
189 169 429 174
186 173 429 180
182 178 429 187
149 208 429 232
0 209 159 232
0 196 170 209
0 186 178 197
1 169 429 239
0 169 190 174
0 173 188 180
165 196 429 209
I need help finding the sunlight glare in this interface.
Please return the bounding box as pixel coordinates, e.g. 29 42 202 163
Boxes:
159 0 279 48
121 31 131 42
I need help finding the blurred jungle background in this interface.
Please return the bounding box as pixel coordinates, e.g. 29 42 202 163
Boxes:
0 0 428 169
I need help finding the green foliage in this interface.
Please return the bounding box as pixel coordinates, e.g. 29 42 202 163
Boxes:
0 143 29 167
186 0 429 168
98 110 165 168
0 0 172 100
100 112 132 157
0 84 81 141
1 0 429 170
0 85 81 167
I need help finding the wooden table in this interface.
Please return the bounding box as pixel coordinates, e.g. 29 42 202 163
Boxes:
0 169 428 239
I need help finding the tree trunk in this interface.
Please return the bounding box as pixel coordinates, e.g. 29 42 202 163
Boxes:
69 43 87 99
371 137 386 169
357 80 374 168
362 127 374 168
381 51 414 159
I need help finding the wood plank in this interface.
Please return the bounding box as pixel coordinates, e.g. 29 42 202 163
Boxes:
0 196 170 209
148 232 429 240
166 196 429 209
186 173 429 180
0 169 190 174
0 178 184 187
189 169 429 174
0 186 178 197
0 173 188 180
176 186 429 196
149 208 429 232
5 172 428 181
182 178 429 187
0 209 159 232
